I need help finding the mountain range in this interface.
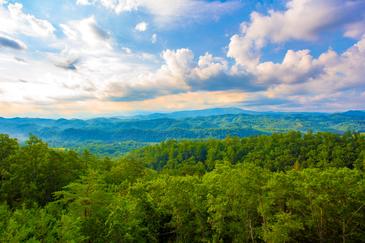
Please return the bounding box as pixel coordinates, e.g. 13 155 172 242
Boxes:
0 108 364 156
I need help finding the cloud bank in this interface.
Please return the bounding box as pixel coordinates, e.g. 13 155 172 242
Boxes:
0 0 364 117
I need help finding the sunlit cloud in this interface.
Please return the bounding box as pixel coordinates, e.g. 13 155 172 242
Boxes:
0 0 364 117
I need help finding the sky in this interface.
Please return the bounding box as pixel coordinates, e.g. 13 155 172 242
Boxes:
0 0 364 118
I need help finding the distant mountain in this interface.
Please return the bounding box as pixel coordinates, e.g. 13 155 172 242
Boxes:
128 107 259 120
0 109 364 155
335 110 365 118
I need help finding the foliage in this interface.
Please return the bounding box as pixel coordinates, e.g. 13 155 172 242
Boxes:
0 132 364 242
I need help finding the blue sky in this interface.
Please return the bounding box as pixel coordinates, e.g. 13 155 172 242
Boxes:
0 0 364 117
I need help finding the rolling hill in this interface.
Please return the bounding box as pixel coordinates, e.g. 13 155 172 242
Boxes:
0 108 364 155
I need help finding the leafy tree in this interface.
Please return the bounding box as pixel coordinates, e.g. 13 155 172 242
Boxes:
0 132 364 242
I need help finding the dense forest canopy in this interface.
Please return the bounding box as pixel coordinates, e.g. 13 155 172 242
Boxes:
0 131 365 242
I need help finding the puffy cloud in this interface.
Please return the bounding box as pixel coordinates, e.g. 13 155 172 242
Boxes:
135 21 148 32
187 53 257 92
311 37 365 93
261 36 365 110
76 0 242 27
256 49 322 84
0 7 253 106
105 48 194 101
162 48 194 78
227 33 261 69
192 53 228 80
0 2 55 38
0 3 293 110
226 21 365 112
224 1 365 111
104 48 257 101
227 0 365 68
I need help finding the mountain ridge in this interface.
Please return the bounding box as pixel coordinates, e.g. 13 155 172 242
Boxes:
0 109 364 156
2 107 364 121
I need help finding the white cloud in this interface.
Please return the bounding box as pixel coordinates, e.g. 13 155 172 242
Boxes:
0 1 364 114
135 21 148 32
256 49 320 84
161 48 194 78
262 36 365 110
0 51 90 104
0 5 235 105
106 48 194 100
228 33 261 69
3 22 363 112
0 2 55 38
102 48 238 101
0 15 161 105
192 53 228 80
60 16 111 49
222 0 365 111
227 0 365 68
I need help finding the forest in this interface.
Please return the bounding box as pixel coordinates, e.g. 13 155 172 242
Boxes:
0 109 364 156
0 131 365 242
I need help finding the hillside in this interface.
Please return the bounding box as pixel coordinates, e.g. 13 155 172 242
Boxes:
0 109 364 155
